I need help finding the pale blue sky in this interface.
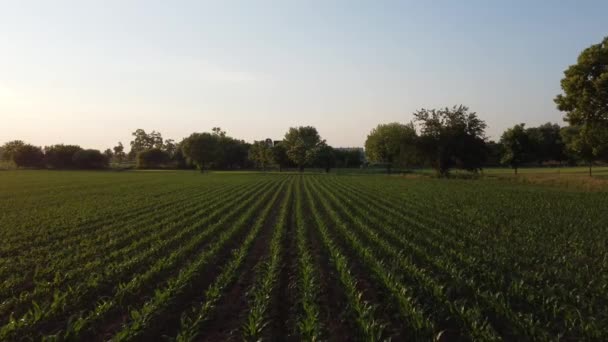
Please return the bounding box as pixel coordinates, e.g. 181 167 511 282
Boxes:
1 1 607 150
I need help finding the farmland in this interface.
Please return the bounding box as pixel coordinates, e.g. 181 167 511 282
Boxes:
1 171 607 341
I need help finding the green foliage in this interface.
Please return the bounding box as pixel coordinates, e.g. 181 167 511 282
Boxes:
243 181 293 341
44 144 83 169
500 123 531 173
554 37 608 173
103 148 114 161
560 124 608 175
414 105 487 176
313 143 335 173
180 132 219 171
334 148 364 168
484 141 504 166
525 123 566 164
283 126 324 171
130 129 164 158
0 140 26 162
180 129 250 171
365 122 418 172
555 36 608 126
72 149 109 169
271 143 290 171
1 172 608 340
12 144 44 168
136 148 170 169
249 141 273 170
113 142 126 163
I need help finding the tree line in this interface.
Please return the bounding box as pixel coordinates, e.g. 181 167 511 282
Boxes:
0 126 364 172
2 36 607 175
364 36 608 176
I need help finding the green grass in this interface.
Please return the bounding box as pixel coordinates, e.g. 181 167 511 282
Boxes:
483 166 608 175
0 170 607 340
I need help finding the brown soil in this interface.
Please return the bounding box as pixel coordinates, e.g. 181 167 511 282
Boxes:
90 187 272 341
265 191 298 341
302 192 353 341
313 187 407 340
198 185 287 341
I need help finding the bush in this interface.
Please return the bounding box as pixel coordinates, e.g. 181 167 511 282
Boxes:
44 144 83 169
136 148 170 169
13 144 44 168
72 149 109 169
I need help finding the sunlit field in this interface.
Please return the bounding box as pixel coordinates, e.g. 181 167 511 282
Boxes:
1 171 607 341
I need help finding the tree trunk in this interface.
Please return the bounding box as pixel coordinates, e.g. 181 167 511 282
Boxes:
325 166 330 173
589 163 593 177
278 165 282 172
514 166 517 175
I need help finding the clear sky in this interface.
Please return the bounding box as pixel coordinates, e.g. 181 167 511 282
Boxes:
1 1 607 150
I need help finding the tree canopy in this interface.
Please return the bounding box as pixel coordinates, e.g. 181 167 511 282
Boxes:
129 129 164 158
13 144 44 168
525 123 566 164
560 125 608 175
249 141 273 170
137 148 170 169
283 126 324 172
0 140 26 163
113 142 126 163
554 36 608 175
500 124 532 174
44 144 83 169
313 143 336 173
180 132 219 172
414 105 487 176
72 149 109 169
271 143 290 172
364 122 418 173
555 36 608 126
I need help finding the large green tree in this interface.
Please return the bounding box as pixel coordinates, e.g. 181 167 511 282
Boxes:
560 125 608 176
525 123 566 164
249 141 273 170
129 129 164 158
365 122 418 173
283 126 324 172
113 142 126 163
13 144 44 168
215 133 249 170
72 149 109 169
500 124 532 174
555 36 608 126
271 143 290 172
313 143 336 173
0 140 26 163
136 148 170 169
181 132 219 172
44 144 83 169
555 36 608 175
414 105 487 176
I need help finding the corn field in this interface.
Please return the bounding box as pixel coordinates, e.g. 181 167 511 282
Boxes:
1 171 607 341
